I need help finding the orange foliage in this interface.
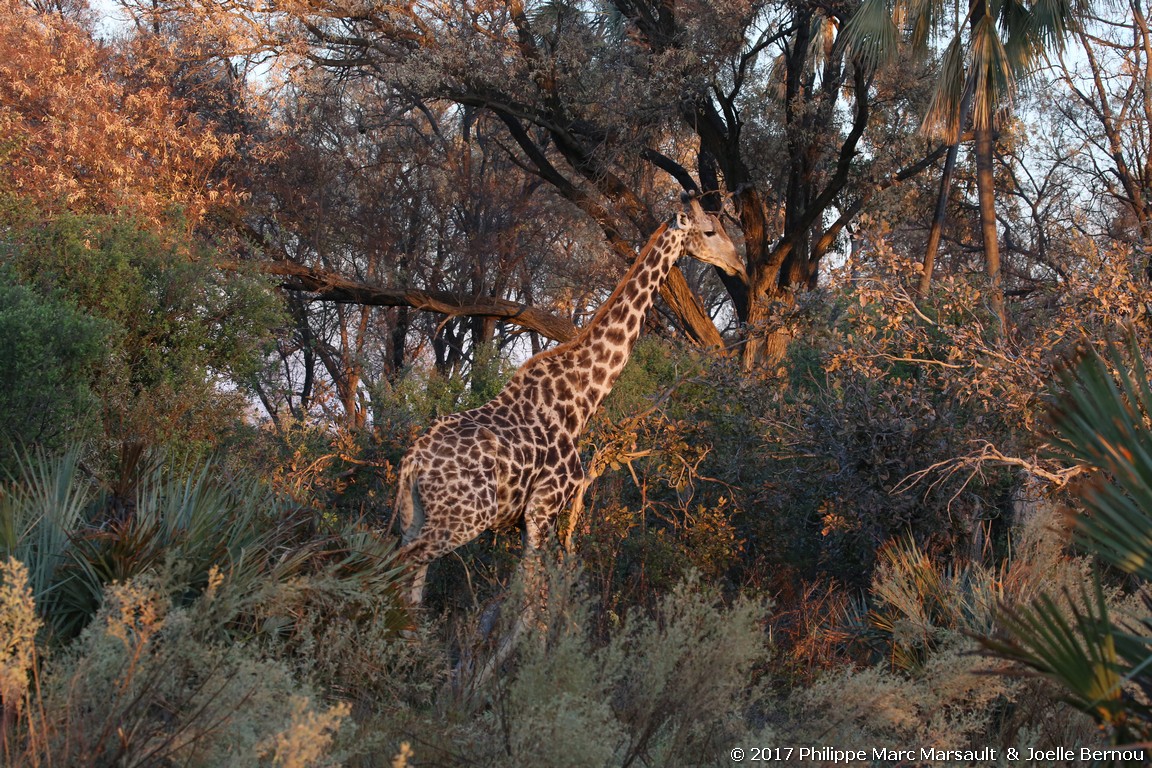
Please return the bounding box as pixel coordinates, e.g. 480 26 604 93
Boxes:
0 0 239 223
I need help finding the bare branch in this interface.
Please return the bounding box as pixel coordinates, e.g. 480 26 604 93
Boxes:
227 259 578 342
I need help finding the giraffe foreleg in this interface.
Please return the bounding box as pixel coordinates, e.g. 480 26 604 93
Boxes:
523 443 585 554
519 459 584 611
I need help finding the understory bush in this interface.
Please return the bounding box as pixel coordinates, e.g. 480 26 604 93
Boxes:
572 240 1152 621
370 561 774 767
0 446 417 765
0 559 351 767
0 208 285 473
0 279 108 472
780 503 1105 759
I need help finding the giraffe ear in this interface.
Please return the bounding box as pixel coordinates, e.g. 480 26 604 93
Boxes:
670 211 691 230
682 196 716 233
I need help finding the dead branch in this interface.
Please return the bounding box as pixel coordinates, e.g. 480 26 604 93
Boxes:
894 441 1088 500
223 259 578 343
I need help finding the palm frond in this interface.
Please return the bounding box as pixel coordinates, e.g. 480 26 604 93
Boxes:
986 333 1152 741
1027 0 1078 51
968 14 1015 130
2 448 93 605
921 34 967 141
1048 336 1152 581
842 0 901 71
988 577 1133 727
999 0 1044 75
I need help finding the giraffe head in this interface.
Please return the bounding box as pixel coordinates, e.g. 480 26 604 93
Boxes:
672 198 747 282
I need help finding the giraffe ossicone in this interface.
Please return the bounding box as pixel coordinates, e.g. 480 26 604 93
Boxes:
394 197 745 605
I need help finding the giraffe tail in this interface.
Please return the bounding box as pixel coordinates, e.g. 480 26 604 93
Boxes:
396 463 425 543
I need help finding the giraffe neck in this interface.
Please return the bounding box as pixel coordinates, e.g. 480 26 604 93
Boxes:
542 222 685 433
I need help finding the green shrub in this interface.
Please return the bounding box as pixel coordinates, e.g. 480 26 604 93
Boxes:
0 281 107 471
0 209 281 457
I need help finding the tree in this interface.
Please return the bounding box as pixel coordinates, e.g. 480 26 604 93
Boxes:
157 0 952 368
845 0 1089 336
0 210 282 454
1054 1 1152 269
245 74 601 428
0 0 240 225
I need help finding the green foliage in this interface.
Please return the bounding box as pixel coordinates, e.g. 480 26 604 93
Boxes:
867 536 1004 672
575 340 750 612
579 308 1018 605
0 450 411 764
242 527 426 715
786 634 1099 758
862 509 1092 675
1047 336 1152 579
0 209 282 454
0 280 107 470
994 578 1139 729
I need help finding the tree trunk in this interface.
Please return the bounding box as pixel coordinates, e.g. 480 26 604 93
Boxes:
919 87 974 296
920 145 957 296
974 121 1008 340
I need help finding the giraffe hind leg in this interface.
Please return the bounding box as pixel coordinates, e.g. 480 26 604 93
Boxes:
399 531 455 606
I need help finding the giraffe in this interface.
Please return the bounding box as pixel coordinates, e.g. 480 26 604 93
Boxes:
394 197 746 605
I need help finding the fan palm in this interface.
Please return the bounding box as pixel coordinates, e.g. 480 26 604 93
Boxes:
985 334 1152 743
843 0 1088 336
1 448 408 643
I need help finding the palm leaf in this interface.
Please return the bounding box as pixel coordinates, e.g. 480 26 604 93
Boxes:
842 0 901 71
968 14 1014 130
922 34 968 141
998 0 1043 76
1048 335 1152 581
2 448 93 605
987 333 1152 741
988 577 1131 725
1028 0 1078 50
